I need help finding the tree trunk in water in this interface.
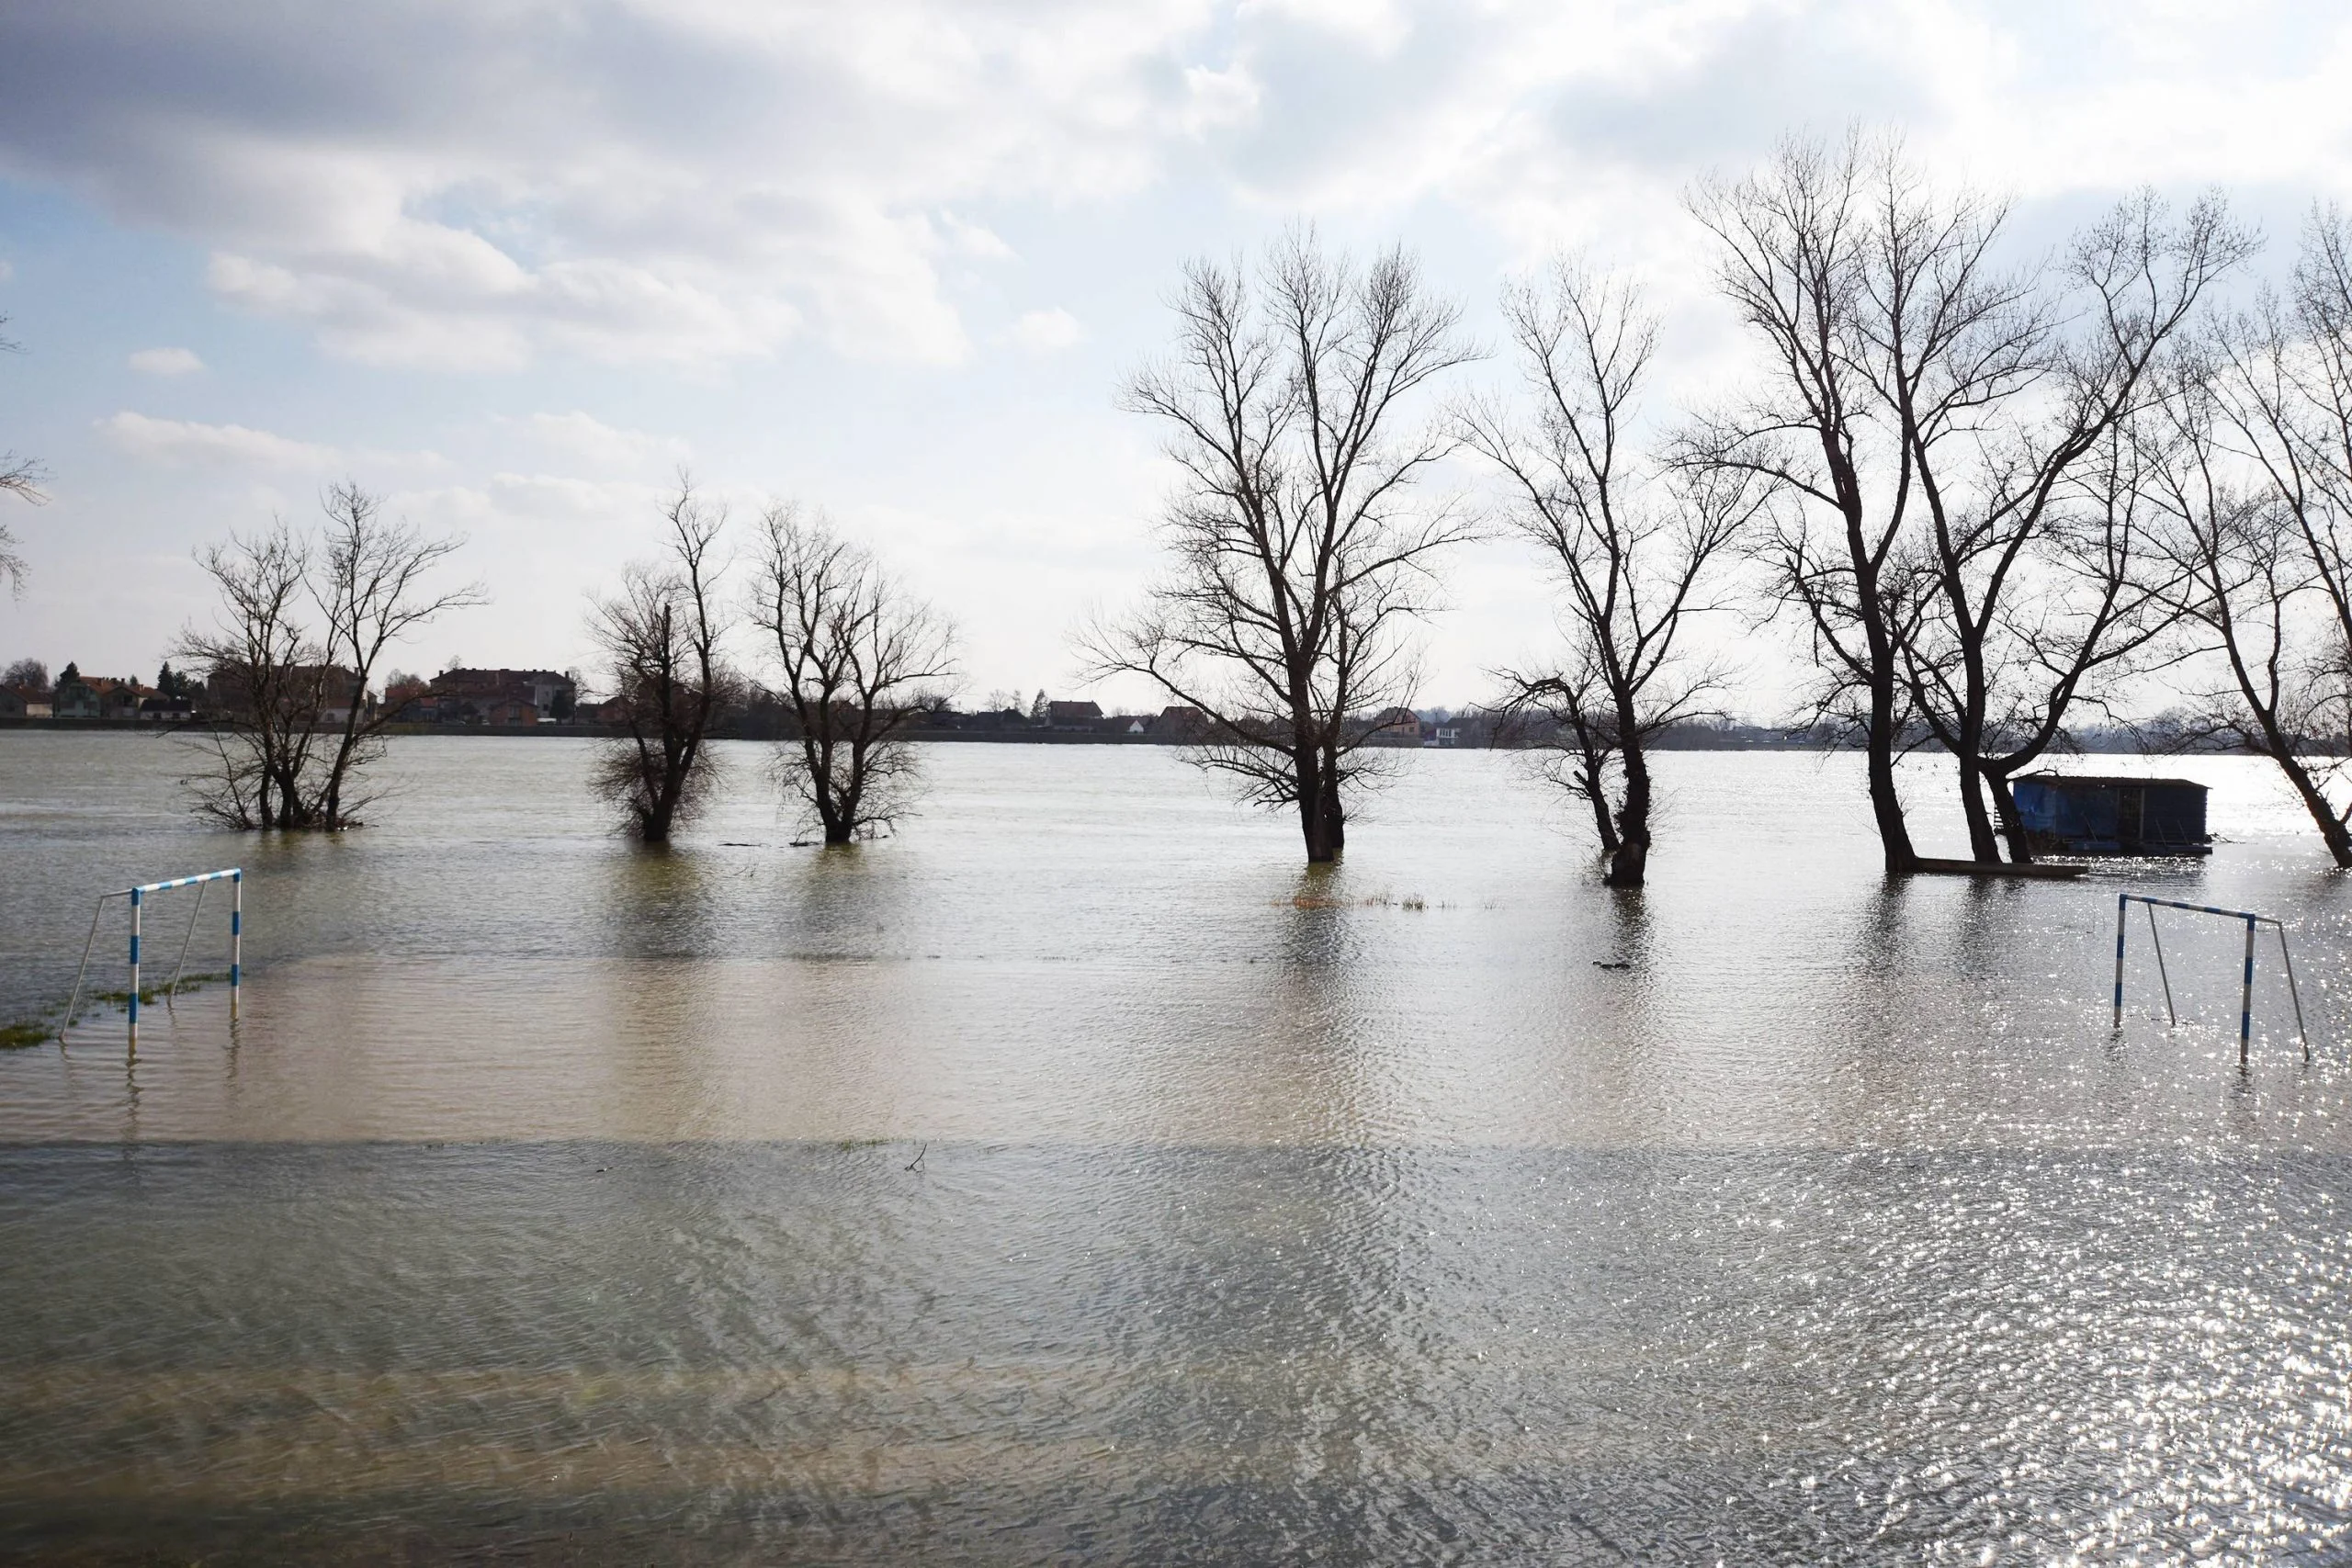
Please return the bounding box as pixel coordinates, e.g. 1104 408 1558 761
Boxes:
1299 800 1340 863
1605 739 1651 887
2273 752 2352 869
1293 750 1347 863
1586 774 1620 855
639 755 679 844
1295 749 1337 863
1957 756 2000 863
1986 768 2032 863
1865 683 1918 876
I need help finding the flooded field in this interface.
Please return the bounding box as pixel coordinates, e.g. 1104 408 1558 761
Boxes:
4 733 2351 1561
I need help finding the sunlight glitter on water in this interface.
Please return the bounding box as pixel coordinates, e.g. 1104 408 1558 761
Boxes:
4 736 2351 1562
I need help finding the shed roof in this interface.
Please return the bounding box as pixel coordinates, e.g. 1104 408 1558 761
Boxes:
2015 772 2206 792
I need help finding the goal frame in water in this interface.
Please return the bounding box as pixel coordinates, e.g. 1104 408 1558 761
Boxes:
2111 893 2306 1064
62 869 243 1043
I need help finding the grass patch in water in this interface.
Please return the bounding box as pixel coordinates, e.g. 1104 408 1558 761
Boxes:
1284 891 1436 910
0 972 236 1047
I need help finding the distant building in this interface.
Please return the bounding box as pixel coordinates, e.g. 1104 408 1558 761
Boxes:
479 698 540 727
1365 705 1424 747
1045 699 1103 729
1152 705 1210 742
574 695 632 727
194 663 365 722
425 668 576 725
53 676 153 720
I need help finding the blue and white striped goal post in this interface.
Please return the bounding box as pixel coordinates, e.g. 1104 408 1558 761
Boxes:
62 869 243 1043
2111 894 2307 1065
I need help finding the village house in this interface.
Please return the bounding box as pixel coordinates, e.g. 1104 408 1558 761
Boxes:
1364 705 1426 746
424 668 576 725
52 675 153 721
193 663 364 722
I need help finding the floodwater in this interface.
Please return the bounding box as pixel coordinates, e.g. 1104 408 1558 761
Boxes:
3 732 2351 1562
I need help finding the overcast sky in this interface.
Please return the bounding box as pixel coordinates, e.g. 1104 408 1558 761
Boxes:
1 0 2348 711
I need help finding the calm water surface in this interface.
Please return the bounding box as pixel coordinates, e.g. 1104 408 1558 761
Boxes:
4 733 2351 1562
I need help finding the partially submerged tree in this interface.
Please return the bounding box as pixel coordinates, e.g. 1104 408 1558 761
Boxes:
1891 192 2246 863
177 483 479 829
1682 134 1927 875
178 524 324 829
751 503 956 844
1683 134 2243 870
2143 213 2352 866
312 483 485 825
2143 371 2352 864
590 479 733 843
1087 228 1476 863
1462 259 1757 886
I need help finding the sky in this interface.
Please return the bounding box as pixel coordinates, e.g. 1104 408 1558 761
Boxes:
0 0 2349 713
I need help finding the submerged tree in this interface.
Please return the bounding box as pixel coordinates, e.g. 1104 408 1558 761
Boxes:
1682 134 2242 871
177 483 478 829
1681 134 1927 874
590 478 734 844
751 503 956 844
1891 192 2246 863
1087 228 1476 863
1462 259 1757 886
2143 213 2352 867
312 483 485 826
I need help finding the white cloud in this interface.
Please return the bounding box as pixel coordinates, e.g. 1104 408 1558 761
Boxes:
1003 307 1083 355
128 346 203 375
97 411 336 469
7 1 2351 382
0 0 1219 371
502 412 693 471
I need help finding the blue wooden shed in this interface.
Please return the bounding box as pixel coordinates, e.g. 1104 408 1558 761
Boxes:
2009 773 2211 857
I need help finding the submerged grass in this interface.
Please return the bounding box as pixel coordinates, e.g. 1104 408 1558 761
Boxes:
1284 891 1435 910
0 971 234 1048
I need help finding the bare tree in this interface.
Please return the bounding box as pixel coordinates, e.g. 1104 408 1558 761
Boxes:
1681 133 1926 874
1683 134 2244 870
590 478 733 843
1891 191 2247 862
2142 213 2352 866
176 485 480 829
751 503 956 844
1086 228 1476 863
176 525 328 829
0 318 45 595
2144 366 2352 863
1462 259 1757 886
1511 657 1623 856
312 483 486 826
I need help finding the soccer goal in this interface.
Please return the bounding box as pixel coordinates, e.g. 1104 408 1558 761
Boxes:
2111 893 2307 1064
62 868 243 1042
